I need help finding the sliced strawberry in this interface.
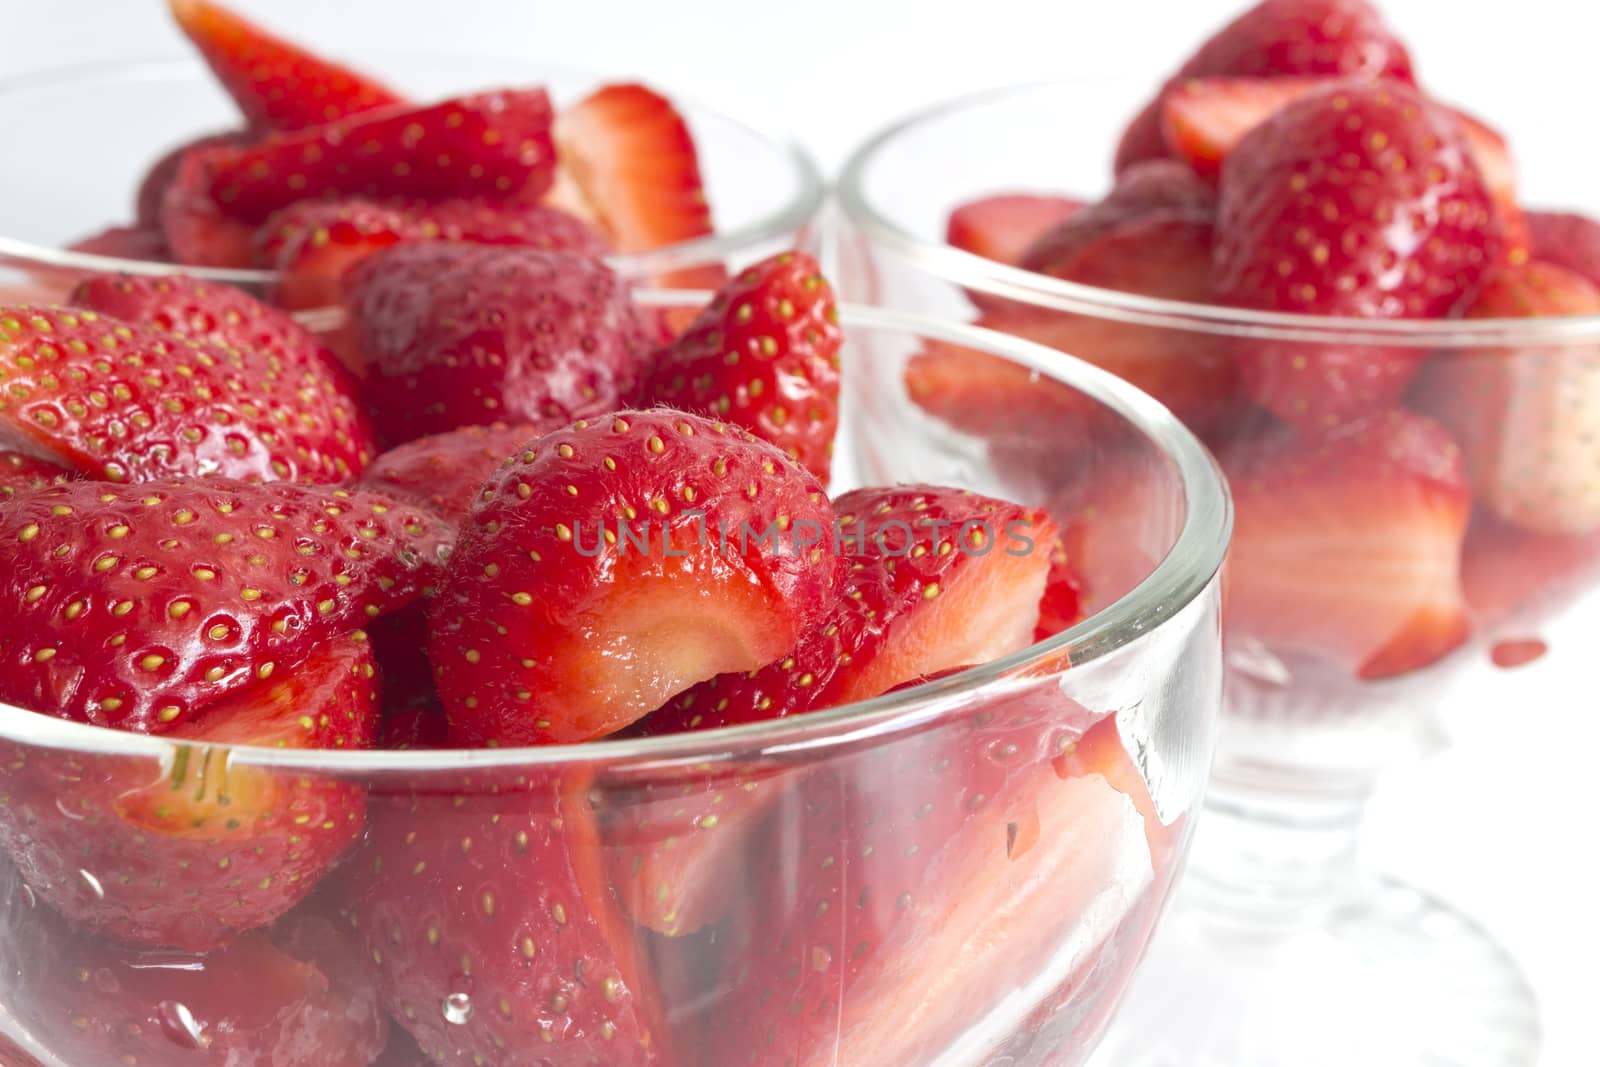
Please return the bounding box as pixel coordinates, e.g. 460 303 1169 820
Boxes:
66 223 172 262
194 89 556 227
1034 521 1087 640
347 243 654 444
618 486 1056 937
429 409 840 745
1215 82 1502 429
0 889 386 1066
0 450 73 500
259 196 611 311
162 148 258 267
168 0 403 132
1460 509 1600 628
136 130 250 227
1411 260 1600 535
1452 107 1524 252
343 772 670 1064
1022 160 1215 281
0 478 450 732
947 193 1084 266
1115 0 1416 172
1527 210 1600 288
643 251 842 486
358 421 559 524
1223 409 1472 678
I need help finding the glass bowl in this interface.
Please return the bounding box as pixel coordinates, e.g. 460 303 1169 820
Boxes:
0 54 825 302
837 80 1577 1067
0 297 1228 1067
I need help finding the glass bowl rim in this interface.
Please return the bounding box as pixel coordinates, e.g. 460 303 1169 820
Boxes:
0 297 1232 771
0 53 827 287
836 79 1600 349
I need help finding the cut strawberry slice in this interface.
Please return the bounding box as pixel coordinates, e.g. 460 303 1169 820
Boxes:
358 421 561 525
1034 520 1088 641
947 193 1084 266
1223 409 1473 678
161 149 258 267
66 224 172 262
1527 210 1600 289
1460 509 1600 628
429 410 841 745
136 130 250 227
0 450 73 500
617 486 1056 937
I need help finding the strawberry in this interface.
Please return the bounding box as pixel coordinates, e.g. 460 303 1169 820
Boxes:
66 224 172 262
137 130 250 227
1460 510 1600 628
642 251 842 486
168 0 403 132
1022 160 1215 282
1214 82 1502 429
429 409 840 746
258 196 611 311
1034 521 1087 640
1115 0 1416 172
346 244 654 444
946 193 1084 266
343 772 670 1065
1222 409 1472 679
617 486 1057 937
1527 210 1600 288
0 478 450 733
0 890 387 1067
162 149 258 267
1410 260 1600 535
358 421 561 524
192 89 556 227
708 691 1150 1066
0 450 73 500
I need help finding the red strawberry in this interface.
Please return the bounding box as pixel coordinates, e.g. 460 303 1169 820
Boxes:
1034 522 1087 640
137 130 250 227
947 193 1084 266
66 224 172 262
1022 160 1215 281
615 486 1058 937
643 251 842 486
1452 107 1525 252
708 691 1150 1066
169 0 403 132
358 421 560 525
1215 82 1502 429
343 772 670 1065
0 450 73 500
1115 0 1416 172
1411 260 1600 535
0 297 372 483
429 409 840 745
1223 409 1472 679
347 243 654 444
0 890 387 1067
1460 510 1600 628
162 149 258 267
1527 210 1600 288
0 478 450 733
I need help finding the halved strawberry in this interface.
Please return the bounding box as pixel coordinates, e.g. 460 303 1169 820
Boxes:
1115 0 1417 172
358 421 560 524
1034 521 1087 640
0 478 450 732
161 149 258 267
66 224 172 262
617 486 1057 937
343 772 670 1065
946 194 1084 266
0 889 387 1066
346 243 654 444
643 251 842 486
136 129 250 227
1528 210 1600 288
1460 509 1600 628
1411 260 1600 535
0 450 72 500
168 0 403 132
429 409 840 746
1223 409 1472 678
0 297 373 482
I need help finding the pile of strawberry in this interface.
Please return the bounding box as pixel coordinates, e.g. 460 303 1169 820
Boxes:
932 0 1600 680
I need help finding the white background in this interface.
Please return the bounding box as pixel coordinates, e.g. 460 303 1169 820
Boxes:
2 2 1595 1064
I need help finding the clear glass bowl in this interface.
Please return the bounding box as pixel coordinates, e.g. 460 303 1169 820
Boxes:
0 55 825 301
0 296 1228 1067
837 81 1576 1067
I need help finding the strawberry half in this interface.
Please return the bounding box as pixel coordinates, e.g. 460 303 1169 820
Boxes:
643 251 842 486
1214 81 1502 429
1222 409 1472 679
161 149 258 267
343 772 670 1065
430 409 841 746
617 486 1057 937
136 129 250 227
358 421 561 525
1411 260 1600 535
1528 210 1600 288
0 298 373 483
0 891 387 1067
168 0 403 132
1460 510 1600 628
946 193 1084 266
0 450 72 500
66 224 172 262
1115 0 1416 172
346 244 654 445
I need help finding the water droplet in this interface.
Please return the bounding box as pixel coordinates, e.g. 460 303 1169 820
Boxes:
77 869 104 900
158 1000 205 1050
442 992 473 1025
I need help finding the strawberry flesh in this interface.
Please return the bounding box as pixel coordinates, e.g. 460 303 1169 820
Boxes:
1527 210 1600 289
947 194 1084 266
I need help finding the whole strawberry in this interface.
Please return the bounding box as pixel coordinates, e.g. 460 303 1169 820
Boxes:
643 251 842 485
1214 81 1502 428
347 244 655 444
